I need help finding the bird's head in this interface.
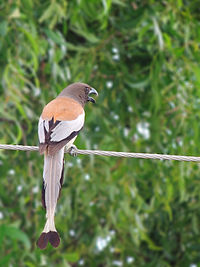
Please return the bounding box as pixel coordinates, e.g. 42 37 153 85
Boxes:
58 82 98 106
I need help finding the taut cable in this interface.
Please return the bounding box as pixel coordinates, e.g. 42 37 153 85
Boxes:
0 144 200 162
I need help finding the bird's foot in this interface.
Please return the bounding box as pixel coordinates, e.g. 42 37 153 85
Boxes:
68 145 78 157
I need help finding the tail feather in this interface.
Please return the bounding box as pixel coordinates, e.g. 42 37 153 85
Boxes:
37 231 60 249
58 159 64 199
41 180 46 209
48 231 60 247
37 147 64 249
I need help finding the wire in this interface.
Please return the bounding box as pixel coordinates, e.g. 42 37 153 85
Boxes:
0 144 200 162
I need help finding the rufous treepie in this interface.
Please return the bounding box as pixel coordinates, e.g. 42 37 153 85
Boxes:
37 82 98 249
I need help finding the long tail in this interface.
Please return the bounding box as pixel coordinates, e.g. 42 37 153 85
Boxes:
37 147 64 249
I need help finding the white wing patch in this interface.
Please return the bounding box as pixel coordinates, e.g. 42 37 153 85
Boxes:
50 113 85 142
38 117 45 143
38 112 85 143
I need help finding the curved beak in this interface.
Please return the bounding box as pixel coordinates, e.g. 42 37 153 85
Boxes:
88 87 98 103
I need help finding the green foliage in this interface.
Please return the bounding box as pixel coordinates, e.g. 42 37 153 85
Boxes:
0 0 200 266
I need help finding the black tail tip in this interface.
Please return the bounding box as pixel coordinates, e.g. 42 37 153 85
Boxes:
37 231 60 249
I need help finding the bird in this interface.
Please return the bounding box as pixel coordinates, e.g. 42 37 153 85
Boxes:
37 82 98 249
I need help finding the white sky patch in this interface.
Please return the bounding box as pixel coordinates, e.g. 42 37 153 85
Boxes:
112 54 120 61
76 158 81 165
112 47 119 54
106 81 113 88
178 138 183 147
110 247 115 253
112 260 123 266
79 259 85 266
166 129 172 135
128 106 133 112
137 122 150 140
66 162 73 168
32 185 39 193
109 230 115 236
113 114 119 120
106 235 111 242
89 201 94 207
111 112 119 120
96 237 107 251
17 185 23 192
133 133 139 141
123 127 130 137
95 126 100 132
126 256 135 264
0 212 4 219
84 174 90 181
93 144 98 149
69 229 75 237
169 101 175 108
8 169 15 175
112 46 120 61
172 141 177 149
33 87 41 97
96 231 114 252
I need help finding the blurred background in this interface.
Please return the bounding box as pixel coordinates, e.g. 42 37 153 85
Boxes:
1 0 200 266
